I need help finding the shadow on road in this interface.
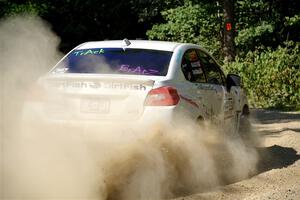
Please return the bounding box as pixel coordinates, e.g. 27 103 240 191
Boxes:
251 109 300 172
259 128 300 137
256 145 300 173
251 109 300 124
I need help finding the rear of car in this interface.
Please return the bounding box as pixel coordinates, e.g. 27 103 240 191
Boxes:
24 40 199 127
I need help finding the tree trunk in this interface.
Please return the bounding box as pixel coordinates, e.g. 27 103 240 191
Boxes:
223 0 236 61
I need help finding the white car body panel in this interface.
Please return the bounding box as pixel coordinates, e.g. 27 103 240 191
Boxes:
25 40 249 134
77 40 181 52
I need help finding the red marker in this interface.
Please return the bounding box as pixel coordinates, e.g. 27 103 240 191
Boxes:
226 22 232 31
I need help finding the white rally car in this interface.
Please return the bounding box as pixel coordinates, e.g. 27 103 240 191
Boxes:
26 39 249 135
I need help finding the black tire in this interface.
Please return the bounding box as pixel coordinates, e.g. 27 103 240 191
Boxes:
238 107 256 146
239 113 252 138
196 116 205 128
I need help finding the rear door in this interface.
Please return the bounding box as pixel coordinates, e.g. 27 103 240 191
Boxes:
196 50 235 129
180 49 209 119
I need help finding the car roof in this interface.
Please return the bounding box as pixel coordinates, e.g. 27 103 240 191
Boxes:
77 40 182 52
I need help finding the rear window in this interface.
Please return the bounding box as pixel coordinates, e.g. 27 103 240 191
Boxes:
52 48 173 76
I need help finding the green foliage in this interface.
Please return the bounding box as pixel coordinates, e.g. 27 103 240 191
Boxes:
147 1 222 59
0 0 183 51
236 0 270 28
130 0 183 23
225 42 300 108
235 22 274 53
0 0 299 109
285 14 300 26
235 0 300 55
0 1 48 17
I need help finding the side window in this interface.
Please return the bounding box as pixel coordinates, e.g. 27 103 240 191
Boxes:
197 51 225 85
181 49 206 83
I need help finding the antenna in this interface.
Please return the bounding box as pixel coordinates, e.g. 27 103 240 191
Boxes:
123 38 131 46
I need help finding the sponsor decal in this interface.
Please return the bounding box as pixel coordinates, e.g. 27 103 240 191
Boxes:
73 49 105 56
224 98 234 119
196 84 216 91
48 81 147 91
192 68 203 75
118 64 159 75
191 61 201 68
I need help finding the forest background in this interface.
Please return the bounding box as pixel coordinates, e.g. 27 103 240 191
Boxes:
1 0 299 109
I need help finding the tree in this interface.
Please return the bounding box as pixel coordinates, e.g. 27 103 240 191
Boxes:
0 0 182 52
234 0 300 56
147 1 223 59
223 0 236 61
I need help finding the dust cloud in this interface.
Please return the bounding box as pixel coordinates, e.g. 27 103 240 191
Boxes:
0 14 62 198
1 15 260 200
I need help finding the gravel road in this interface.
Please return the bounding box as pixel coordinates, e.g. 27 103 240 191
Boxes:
176 109 300 200
2 109 299 199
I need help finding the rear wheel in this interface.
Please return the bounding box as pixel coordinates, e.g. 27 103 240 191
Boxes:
197 116 204 124
238 106 253 144
239 106 261 147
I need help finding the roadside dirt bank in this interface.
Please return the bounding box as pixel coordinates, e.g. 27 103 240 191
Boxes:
175 109 300 200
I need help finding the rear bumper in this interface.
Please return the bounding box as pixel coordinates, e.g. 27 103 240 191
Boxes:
22 102 188 131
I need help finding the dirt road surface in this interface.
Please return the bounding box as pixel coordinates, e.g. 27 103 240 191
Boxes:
176 109 300 200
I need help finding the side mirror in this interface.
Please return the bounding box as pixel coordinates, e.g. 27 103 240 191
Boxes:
226 74 241 91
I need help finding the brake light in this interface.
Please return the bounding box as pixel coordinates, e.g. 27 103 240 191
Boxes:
145 86 180 106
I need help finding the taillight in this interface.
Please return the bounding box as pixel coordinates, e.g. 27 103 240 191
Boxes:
145 86 180 106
